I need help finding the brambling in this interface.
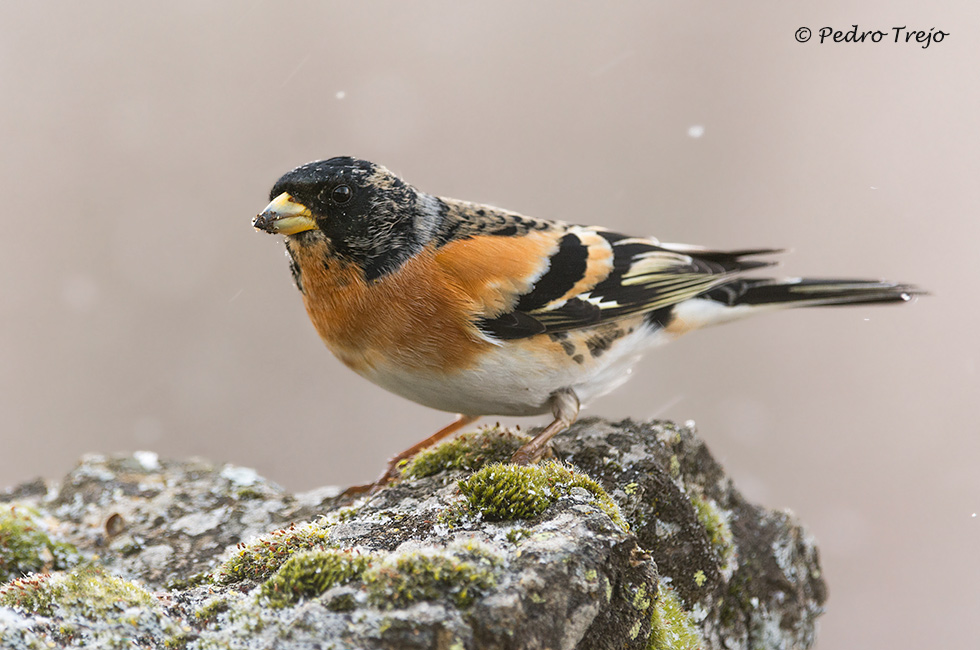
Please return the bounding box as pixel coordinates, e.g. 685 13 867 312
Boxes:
253 157 919 490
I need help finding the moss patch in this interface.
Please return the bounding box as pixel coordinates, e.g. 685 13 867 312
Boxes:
194 596 231 623
0 565 153 618
647 585 702 650
504 528 532 545
458 461 627 529
690 495 734 561
166 571 213 591
215 520 331 584
0 505 81 582
693 570 707 587
363 545 498 609
403 427 529 479
259 549 369 608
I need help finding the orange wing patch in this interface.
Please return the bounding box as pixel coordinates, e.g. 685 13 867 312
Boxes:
552 227 614 306
433 231 558 317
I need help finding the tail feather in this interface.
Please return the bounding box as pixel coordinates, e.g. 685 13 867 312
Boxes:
704 277 922 309
659 243 785 274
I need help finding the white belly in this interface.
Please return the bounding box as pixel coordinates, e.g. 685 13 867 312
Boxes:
355 318 675 416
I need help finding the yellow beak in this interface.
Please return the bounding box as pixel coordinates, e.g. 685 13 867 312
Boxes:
253 193 317 235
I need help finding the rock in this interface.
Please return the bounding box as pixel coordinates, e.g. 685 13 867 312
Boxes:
0 418 826 649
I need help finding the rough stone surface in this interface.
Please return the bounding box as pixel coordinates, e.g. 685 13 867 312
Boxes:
0 419 826 649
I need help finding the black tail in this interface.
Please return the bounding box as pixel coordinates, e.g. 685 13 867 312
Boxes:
704 277 922 309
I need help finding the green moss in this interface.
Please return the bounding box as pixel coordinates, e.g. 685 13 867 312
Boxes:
504 528 531 545
325 591 357 612
434 502 470 529
215 520 331 584
164 632 195 649
403 427 530 479
458 464 552 520
376 510 409 523
364 546 498 609
0 505 81 582
0 565 153 618
693 570 707 587
194 596 231 622
258 549 369 608
632 582 652 611
118 540 145 557
629 619 643 639
166 571 213 591
647 585 702 650
690 495 734 561
0 573 57 615
332 506 360 523
458 461 628 529
235 487 264 501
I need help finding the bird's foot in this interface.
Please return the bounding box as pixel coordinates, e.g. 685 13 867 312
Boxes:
338 415 480 498
339 459 403 497
509 443 555 465
509 389 578 465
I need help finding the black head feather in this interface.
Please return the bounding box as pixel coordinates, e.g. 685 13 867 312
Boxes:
271 157 441 281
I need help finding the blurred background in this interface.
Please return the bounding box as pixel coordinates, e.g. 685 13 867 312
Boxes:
1 1 976 647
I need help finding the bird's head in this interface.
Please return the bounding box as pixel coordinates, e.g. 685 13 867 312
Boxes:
254 157 440 280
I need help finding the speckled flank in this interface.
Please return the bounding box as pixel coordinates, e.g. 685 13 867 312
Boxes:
548 332 577 357
549 322 635 363
583 323 627 359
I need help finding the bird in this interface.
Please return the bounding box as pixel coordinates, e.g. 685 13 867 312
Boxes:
253 156 919 491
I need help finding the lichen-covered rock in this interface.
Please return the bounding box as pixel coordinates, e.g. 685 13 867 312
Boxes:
556 419 827 649
0 419 826 649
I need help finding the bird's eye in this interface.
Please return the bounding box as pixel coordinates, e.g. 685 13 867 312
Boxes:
331 185 353 204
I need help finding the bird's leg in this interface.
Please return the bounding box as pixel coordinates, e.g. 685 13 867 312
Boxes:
341 414 480 496
510 389 580 465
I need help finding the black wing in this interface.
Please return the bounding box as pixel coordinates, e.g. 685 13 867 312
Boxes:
478 228 780 339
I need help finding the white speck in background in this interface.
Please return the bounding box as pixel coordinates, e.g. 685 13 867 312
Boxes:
687 125 705 139
335 91 346 100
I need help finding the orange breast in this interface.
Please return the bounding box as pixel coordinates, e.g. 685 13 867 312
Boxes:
288 232 555 375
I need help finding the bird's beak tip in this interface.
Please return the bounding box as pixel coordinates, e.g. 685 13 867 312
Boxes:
254 193 316 235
